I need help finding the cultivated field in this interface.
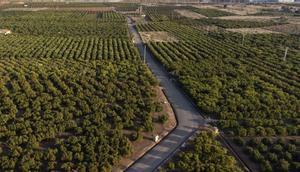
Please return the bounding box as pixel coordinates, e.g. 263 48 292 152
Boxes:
0 5 175 171
0 2 299 172
174 9 207 19
135 4 299 172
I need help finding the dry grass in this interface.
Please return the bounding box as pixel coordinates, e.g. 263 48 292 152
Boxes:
217 5 263 16
140 31 178 43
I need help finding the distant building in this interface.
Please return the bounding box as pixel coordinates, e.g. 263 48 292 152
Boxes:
249 0 295 2
278 0 295 2
280 5 299 12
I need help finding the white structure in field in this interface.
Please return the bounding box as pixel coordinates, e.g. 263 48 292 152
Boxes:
154 135 159 143
0 30 12 35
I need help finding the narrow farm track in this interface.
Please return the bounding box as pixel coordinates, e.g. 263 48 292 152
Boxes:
126 17 253 172
126 17 204 172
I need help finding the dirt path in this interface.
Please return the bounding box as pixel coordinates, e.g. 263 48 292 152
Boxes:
225 137 260 172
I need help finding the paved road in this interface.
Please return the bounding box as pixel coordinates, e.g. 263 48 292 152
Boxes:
126 17 205 172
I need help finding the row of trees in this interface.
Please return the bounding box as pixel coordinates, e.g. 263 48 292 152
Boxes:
0 36 138 60
0 9 165 171
136 21 205 41
191 8 235 17
143 6 185 21
142 18 299 172
179 18 285 29
163 132 242 171
0 11 128 37
145 29 299 137
234 137 299 172
142 6 235 22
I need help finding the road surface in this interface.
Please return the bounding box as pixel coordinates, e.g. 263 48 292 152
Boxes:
126 17 205 172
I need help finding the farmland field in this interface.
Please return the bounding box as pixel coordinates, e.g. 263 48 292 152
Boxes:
0 2 299 172
0 8 165 171
191 7 236 17
0 11 127 37
137 4 299 172
0 59 157 171
162 131 243 172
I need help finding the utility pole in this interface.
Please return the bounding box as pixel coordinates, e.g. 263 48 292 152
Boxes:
283 47 289 61
241 33 245 46
143 44 146 64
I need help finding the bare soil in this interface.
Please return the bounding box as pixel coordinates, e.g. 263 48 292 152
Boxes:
114 86 177 172
175 9 207 19
265 24 300 34
0 1 9 6
140 31 178 43
226 28 282 34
